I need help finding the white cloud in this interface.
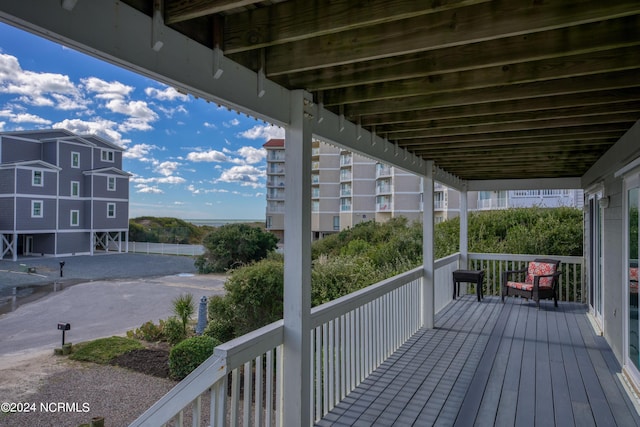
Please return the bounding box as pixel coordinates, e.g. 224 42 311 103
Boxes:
124 143 159 160
53 118 129 146
187 150 228 163
132 175 186 185
223 118 240 128
0 109 52 125
236 146 266 164
145 86 188 102
154 160 180 176
135 183 163 194
238 124 284 140
216 165 264 188
82 77 133 100
0 53 87 110
203 122 217 129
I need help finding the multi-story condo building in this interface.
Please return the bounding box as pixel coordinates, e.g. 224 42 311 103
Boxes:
0 129 130 260
264 139 583 241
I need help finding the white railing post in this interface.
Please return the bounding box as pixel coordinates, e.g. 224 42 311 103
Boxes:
283 89 313 427
460 188 468 269
422 161 435 329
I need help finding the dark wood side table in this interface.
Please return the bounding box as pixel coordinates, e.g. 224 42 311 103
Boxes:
452 269 485 301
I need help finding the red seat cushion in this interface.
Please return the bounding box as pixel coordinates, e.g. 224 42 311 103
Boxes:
506 281 553 292
525 261 557 287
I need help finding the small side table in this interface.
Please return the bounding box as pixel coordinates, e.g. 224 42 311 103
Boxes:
453 269 485 302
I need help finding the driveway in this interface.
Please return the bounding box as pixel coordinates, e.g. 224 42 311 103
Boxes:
0 253 227 358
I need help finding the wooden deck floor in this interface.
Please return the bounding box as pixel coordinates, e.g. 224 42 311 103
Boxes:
317 295 640 426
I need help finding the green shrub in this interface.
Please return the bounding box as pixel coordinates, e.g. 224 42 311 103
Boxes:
173 293 195 335
196 223 278 273
164 316 187 346
205 295 236 343
169 335 220 380
126 320 165 342
70 337 143 364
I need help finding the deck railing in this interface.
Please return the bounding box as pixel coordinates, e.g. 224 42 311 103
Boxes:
130 252 581 426
467 253 585 303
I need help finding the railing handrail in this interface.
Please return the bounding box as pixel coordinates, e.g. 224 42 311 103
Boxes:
311 266 422 327
468 252 583 264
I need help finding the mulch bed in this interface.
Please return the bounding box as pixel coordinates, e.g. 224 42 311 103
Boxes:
110 347 171 379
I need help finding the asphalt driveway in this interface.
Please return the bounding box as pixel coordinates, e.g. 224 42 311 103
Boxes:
0 253 227 357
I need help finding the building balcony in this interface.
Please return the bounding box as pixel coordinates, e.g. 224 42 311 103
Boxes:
376 185 392 195
477 198 508 210
267 151 285 161
130 253 636 427
376 202 392 212
434 199 447 210
268 166 286 175
376 164 392 178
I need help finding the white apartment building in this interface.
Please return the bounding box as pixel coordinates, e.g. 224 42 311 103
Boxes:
265 139 582 241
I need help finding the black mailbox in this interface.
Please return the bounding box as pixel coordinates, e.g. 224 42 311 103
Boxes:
57 322 71 331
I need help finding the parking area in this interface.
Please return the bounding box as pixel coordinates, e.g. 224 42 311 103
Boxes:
0 253 226 357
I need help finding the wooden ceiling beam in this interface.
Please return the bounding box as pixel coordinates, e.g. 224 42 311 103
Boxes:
234 0 640 74
222 0 491 53
361 90 640 126
164 0 263 25
286 15 640 91
342 69 639 118
385 112 639 139
322 47 640 107
376 103 640 134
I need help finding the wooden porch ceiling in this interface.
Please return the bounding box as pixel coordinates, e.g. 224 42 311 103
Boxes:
124 0 640 181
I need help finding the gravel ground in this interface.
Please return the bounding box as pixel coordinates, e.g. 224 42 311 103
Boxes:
0 360 177 427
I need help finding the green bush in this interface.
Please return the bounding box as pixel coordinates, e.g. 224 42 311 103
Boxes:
205 295 236 343
312 255 384 306
126 320 165 342
195 223 278 273
164 316 187 346
169 335 220 380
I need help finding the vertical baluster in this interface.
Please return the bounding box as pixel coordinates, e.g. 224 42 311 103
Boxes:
275 345 283 427
231 368 240 427
265 350 273 427
255 355 263 427
323 322 329 413
349 309 356 391
328 319 334 411
314 326 322 420
340 314 346 400
244 361 252 426
192 396 201 427
214 372 227 427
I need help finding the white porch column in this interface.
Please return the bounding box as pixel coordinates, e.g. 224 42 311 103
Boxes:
422 161 435 329
459 188 468 269
12 233 17 262
283 90 313 426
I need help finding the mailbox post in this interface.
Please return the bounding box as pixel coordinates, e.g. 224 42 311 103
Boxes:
59 261 65 278
57 322 70 346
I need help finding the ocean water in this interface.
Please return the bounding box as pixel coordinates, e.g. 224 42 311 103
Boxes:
185 219 263 227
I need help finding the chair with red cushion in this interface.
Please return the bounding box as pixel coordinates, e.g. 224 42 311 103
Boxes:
501 259 561 308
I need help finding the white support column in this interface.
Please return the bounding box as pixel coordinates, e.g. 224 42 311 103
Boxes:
459 188 468 269
12 233 17 261
422 161 435 329
283 89 313 427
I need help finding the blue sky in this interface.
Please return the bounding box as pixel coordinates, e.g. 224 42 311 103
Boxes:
0 23 284 220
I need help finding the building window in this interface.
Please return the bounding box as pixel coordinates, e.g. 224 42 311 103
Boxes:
101 150 114 162
108 177 116 191
70 210 79 226
31 200 43 218
71 152 80 168
32 170 43 186
266 216 272 228
107 203 116 218
71 181 80 197
333 216 340 231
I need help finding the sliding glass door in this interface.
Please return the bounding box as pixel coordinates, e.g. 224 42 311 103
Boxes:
626 174 640 379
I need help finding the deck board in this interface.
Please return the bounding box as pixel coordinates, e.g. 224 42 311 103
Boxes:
317 296 640 427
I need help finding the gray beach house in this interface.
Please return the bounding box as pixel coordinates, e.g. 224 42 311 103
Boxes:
0 129 130 260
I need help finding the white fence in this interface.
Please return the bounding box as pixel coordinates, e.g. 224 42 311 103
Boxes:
127 242 205 256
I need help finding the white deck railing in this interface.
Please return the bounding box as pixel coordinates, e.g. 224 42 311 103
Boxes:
468 253 585 303
131 252 584 426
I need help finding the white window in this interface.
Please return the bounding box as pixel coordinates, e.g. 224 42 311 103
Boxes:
107 177 116 191
71 181 80 197
107 203 116 218
71 152 80 168
70 210 79 226
32 170 43 186
31 200 43 218
101 150 114 162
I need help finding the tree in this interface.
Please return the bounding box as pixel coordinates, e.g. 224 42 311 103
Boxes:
195 223 278 273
